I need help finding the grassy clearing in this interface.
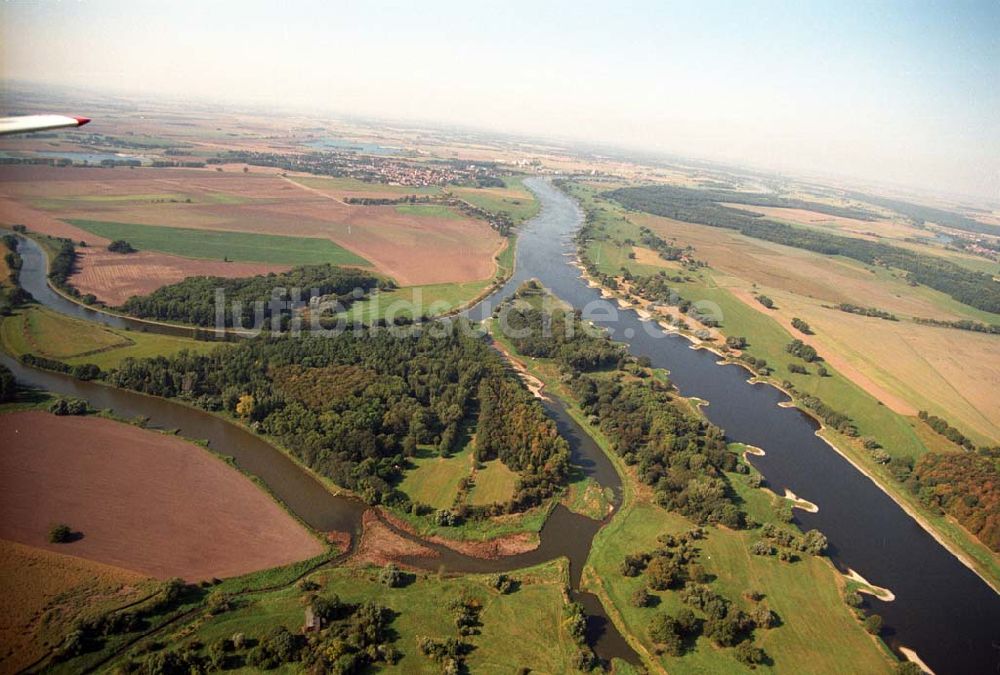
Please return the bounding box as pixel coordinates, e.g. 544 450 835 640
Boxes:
107 560 578 675
1 306 218 370
468 459 520 507
66 219 372 267
398 445 476 510
337 279 492 323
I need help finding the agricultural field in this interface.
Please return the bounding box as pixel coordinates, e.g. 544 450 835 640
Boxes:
0 305 218 370
0 539 158 674
0 165 505 298
0 411 324 580
67 219 371 267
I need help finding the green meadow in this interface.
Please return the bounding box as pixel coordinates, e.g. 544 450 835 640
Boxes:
67 219 371 267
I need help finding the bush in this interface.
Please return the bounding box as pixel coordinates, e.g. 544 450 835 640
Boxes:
734 641 767 667
49 397 88 416
108 239 137 254
863 613 883 635
49 523 73 543
0 364 16 402
630 587 653 608
380 563 404 588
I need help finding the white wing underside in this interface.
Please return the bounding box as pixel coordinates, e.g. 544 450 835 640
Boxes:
0 115 91 136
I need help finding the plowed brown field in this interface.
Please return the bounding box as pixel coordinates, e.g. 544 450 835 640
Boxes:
0 412 324 581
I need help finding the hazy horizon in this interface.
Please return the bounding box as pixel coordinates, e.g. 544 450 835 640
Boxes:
3 0 998 201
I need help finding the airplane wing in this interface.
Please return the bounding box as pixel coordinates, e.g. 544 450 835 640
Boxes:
0 114 91 136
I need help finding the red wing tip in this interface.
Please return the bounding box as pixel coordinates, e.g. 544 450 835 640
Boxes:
73 116 91 127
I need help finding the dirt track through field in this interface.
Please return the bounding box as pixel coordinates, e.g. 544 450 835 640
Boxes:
0 412 324 581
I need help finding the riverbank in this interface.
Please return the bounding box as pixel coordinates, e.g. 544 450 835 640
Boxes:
571 229 1000 595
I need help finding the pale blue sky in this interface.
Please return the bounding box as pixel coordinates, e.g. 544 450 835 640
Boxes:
2 1 998 199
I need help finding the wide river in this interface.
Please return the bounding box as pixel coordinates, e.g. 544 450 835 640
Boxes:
8 177 999 673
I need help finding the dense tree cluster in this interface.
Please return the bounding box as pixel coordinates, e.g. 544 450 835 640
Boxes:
571 374 742 526
637 225 691 261
909 451 1000 551
122 594 399 673
785 339 819 362
790 317 812 334
501 288 625 371
607 186 1000 313
105 323 569 510
121 264 384 327
476 373 570 510
48 237 78 292
793 392 857 436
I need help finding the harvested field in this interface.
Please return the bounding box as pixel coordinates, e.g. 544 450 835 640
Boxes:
0 166 502 286
71 246 289 306
0 539 154 674
0 412 324 581
634 212 991 322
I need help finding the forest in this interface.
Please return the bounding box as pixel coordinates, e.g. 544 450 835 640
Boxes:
104 321 569 511
606 186 1000 313
121 265 385 329
910 451 1000 551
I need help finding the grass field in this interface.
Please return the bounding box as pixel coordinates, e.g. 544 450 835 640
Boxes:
586 492 894 674
1 306 218 370
0 539 157 674
106 561 580 674
67 219 372 267
452 176 541 224
394 203 463 219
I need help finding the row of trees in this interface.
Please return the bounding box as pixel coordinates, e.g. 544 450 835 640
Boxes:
121 264 385 328
607 186 1000 313
104 321 568 511
835 303 899 321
